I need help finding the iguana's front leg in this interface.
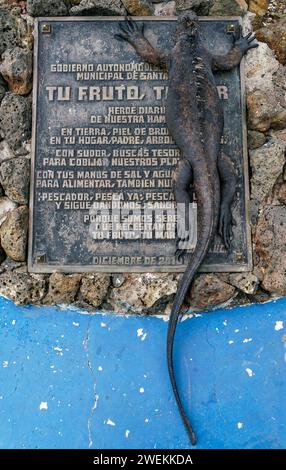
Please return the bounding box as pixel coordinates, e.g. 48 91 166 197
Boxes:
212 25 257 71
115 17 168 69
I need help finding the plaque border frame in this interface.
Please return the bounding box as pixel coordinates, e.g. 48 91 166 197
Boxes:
28 16 253 274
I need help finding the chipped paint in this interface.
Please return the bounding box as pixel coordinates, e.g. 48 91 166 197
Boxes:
245 368 255 377
180 313 194 322
106 419 116 426
39 402 48 410
137 328 147 341
275 321 284 331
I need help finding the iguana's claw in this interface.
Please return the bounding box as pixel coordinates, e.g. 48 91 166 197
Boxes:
218 210 235 251
175 248 185 262
114 33 126 42
126 16 144 34
115 17 144 43
232 26 258 53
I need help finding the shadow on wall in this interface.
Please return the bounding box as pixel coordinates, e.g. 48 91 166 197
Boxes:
0 296 286 449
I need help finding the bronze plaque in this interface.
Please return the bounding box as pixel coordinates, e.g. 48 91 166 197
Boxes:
28 17 252 273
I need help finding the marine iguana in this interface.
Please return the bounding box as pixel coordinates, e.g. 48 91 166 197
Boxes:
115 14 257 445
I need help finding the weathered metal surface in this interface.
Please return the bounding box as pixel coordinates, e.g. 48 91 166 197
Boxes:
28 17 252 273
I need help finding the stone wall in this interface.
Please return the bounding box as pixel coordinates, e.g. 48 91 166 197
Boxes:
0 0 285 314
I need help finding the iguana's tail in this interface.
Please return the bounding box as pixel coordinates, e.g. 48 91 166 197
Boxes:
167 167 215 446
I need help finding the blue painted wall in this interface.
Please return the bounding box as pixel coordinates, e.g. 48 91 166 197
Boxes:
0 296 286 449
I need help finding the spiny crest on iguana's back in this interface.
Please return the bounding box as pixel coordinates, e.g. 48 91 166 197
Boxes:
192 52 206 143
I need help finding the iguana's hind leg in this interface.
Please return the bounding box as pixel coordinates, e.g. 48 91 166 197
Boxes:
172 159 194 259
218 152 237 250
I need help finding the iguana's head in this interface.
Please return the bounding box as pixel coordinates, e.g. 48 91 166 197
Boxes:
177 11 199 38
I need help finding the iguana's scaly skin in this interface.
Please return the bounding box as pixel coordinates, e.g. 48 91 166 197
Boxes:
116 14 257 445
